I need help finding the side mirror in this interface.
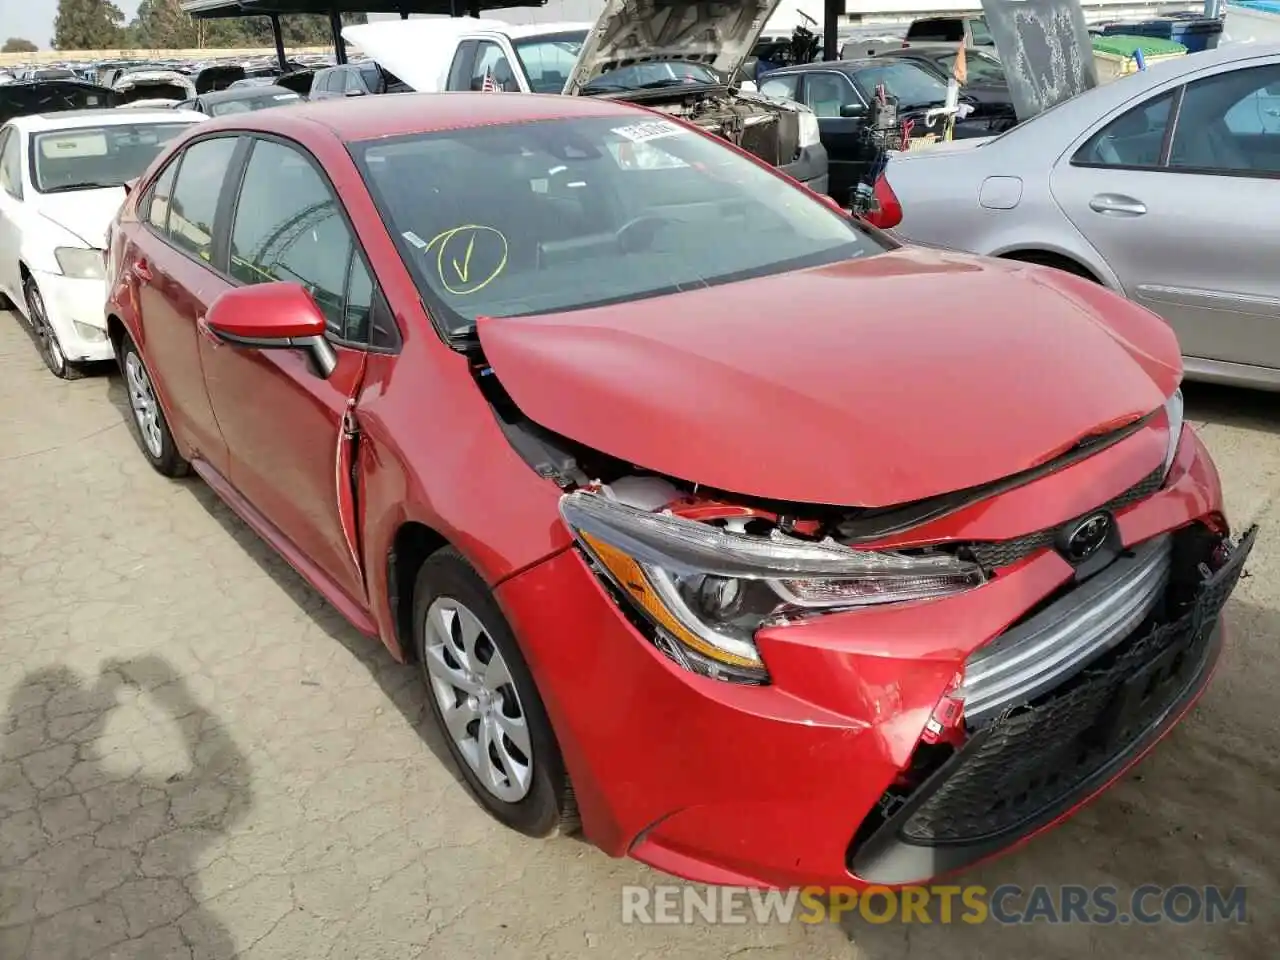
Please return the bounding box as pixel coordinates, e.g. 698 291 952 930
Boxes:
204 282 337 379
839 103 867 119
345 87 366 97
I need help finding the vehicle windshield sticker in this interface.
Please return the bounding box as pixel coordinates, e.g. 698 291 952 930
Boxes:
402 231 428 250
423 225 509 296
611 120 683 143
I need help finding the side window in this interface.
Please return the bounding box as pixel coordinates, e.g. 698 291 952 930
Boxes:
142 157 179 230
165 136 238 260
514 39 579 93
344 251 373 344
969 18 994 45
1073 89 1175 168
0 127 20 199
759 75 799 101
344 69 365 93
229 139 370 343
471 41 516 91
1173 64 1280 174
804 73 857 119
447 40 479 90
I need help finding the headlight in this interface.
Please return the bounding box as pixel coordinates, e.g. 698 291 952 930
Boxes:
560 490 986 684
54 247 106 280
1163 387 1184 479
797 107 821 148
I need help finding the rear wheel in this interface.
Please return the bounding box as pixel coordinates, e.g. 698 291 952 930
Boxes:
413 547 577 837
25 276 83 380
118 331 190 478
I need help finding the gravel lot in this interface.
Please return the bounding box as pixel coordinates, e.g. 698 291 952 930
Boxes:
1 311 1276 959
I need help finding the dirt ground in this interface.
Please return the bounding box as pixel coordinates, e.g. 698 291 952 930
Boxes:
1 311 1277 959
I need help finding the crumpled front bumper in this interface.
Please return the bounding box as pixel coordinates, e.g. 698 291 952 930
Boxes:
496 429 1242 889
30 268 113 363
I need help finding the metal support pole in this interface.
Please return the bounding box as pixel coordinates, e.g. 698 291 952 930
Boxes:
823 0 841 60
330 10 347 63
469 0 481 16
400 9 410 18
270 13 287 72
449 0 465 15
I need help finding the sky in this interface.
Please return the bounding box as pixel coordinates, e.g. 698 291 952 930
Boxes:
2 0 142 51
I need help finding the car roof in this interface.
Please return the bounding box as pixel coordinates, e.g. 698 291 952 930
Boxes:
8 108 204 132
191 90 646 143
198 85 298 103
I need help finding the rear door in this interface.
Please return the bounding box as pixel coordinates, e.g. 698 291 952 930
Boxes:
128 135 242 470
1052 59 1280 371
196 135 384 606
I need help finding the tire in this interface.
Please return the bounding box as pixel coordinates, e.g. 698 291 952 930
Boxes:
24 275 83 380
413 547 577 837
0 289 12 310
117 331 190 478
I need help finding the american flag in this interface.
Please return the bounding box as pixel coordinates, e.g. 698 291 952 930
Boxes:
481 70 498 92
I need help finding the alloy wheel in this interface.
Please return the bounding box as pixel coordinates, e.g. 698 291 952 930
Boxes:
423 597 534 803
124 352 164 459
26 286 66 376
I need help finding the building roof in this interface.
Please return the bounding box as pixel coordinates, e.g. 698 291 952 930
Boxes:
182 0 545 18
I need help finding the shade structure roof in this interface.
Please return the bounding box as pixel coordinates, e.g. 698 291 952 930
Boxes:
182 0 545 18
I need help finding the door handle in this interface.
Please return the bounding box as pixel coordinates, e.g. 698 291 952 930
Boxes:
131 260 153 282
1089 194 1147 216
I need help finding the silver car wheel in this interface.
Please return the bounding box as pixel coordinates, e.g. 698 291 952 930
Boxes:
424 597 533 803
124 352 164 459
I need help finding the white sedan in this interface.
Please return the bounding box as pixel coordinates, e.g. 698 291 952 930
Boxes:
0 108 203 378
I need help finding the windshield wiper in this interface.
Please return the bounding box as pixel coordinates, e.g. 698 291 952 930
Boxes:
636 78 717 89
582 82 631 93
40 181 124 193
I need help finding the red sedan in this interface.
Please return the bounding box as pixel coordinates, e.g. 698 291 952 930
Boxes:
104 92 1254 889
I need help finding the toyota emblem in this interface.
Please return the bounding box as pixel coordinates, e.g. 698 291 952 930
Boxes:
1061 511 1113 563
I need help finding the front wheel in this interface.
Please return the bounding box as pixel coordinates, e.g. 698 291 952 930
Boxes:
413 547 577 837
118 331 190 478
25 276 82 380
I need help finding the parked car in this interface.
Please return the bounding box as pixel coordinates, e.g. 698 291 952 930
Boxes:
0 79 119 125
307 60 409 99
341 1 829 194
0 108 203 377
903 15 996 48
758 58 981 203
873 42 1280 392
875 45 1017 132
103 92 1251 889
112 70 197 106
175 85 306 118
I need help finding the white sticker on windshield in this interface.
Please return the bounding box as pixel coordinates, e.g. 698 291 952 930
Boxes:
611 120 683 143
403 231 428 250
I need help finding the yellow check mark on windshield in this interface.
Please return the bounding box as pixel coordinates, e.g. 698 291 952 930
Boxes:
452 234 476 284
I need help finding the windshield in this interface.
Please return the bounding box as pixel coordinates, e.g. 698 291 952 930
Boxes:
30 122 191 193
353 116 884 338
513 31 587 93
584 61 722 93
853 61 948 108
937 50 1005 84
208 91 301 116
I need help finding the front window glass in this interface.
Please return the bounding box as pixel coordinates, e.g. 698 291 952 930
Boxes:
851 62 948 109
29 122 191 193
513 32 586 93
584 61 721 94
208 92 301 116
353 116 884 337
938 50 1005 84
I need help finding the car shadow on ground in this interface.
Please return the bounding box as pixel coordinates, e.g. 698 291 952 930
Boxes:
0 655 251 958
837 597 1279 960
1183 381 1280 435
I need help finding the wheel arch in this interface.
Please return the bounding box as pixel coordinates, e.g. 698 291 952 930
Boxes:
993 246 1108 286
386 520 452 663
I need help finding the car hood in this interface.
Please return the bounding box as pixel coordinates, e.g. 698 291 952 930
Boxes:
31 188 125 248
477 245 1181 507
562 0 783 95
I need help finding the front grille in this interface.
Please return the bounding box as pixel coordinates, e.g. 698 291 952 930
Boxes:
962 464 1165 570
899 526 1253 846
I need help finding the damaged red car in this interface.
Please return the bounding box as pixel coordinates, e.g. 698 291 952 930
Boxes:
105 92 1255 889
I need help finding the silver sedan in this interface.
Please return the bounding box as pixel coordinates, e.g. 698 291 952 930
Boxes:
878 42 1280 391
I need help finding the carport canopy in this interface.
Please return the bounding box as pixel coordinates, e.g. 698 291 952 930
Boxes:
181 0 548 68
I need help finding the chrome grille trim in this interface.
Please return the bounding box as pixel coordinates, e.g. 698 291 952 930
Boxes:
958 535 1172 723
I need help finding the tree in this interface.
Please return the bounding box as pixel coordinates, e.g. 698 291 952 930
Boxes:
52 0 124 50
1 37 38 53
